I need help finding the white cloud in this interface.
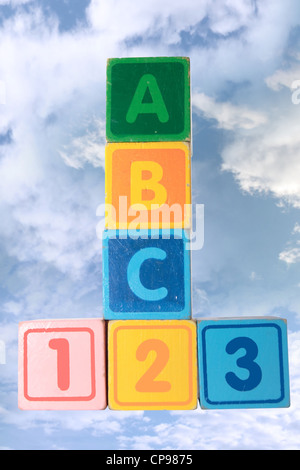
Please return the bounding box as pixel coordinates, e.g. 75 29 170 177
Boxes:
192 287 211 318
59 117 106 170
86 0 209 46
265 66 300 91
0 7 108 279
279 248 300 265
293 223 300 235
85 0 264 58
0 0 32 4
193 92 267 130
220 101 300 208
0 80 6 105
279 222 300 265
194 71 300 211
250 271 262 281
2 301 23 316
0 399 146 438
188 3 300 211
216 47 300 210
207 0 254 35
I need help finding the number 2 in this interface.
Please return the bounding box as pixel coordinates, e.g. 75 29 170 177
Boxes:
135 339 171 393
225 337 262 392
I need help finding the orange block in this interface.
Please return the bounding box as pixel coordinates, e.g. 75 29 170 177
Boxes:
105 142 191 229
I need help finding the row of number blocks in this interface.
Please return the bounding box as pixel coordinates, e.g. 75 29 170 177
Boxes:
18 317 290 410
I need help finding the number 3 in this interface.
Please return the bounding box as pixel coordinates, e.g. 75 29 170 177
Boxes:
225 337 262 392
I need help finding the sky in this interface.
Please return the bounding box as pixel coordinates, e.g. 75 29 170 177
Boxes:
0 0 300 450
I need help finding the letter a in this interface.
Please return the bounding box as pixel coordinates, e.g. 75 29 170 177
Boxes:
126 74 169 124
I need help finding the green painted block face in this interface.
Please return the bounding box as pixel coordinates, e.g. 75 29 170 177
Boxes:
106 57 190 142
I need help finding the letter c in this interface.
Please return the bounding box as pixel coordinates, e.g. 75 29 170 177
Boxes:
127 248 168 301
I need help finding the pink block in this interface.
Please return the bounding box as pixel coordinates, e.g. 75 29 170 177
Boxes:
18 318 107 410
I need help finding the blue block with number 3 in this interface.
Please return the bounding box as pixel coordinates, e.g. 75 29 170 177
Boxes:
197 318 290 409
102 229 191 319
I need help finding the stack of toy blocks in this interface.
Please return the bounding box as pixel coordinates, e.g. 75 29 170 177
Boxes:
104 57 197 410
103 56 290 411
18 57 290 411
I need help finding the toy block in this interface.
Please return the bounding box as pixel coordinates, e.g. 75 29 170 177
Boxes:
108 320 197 410
105 142 191 230
102 229 191 320
18 318 107 410
106 57 191 142
197 317 290 409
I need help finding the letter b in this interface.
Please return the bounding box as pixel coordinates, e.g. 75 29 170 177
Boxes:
130 161 167 210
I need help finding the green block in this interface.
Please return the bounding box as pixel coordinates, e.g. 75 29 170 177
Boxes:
106 57 191 142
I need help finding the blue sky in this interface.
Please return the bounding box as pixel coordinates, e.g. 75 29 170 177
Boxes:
0 0 300 450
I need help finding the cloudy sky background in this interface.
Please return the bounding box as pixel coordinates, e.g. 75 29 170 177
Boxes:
0 0 300 450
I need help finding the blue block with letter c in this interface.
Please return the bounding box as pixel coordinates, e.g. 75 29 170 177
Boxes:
102 230 191 319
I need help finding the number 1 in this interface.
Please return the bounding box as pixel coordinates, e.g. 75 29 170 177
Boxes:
49 338 70 391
